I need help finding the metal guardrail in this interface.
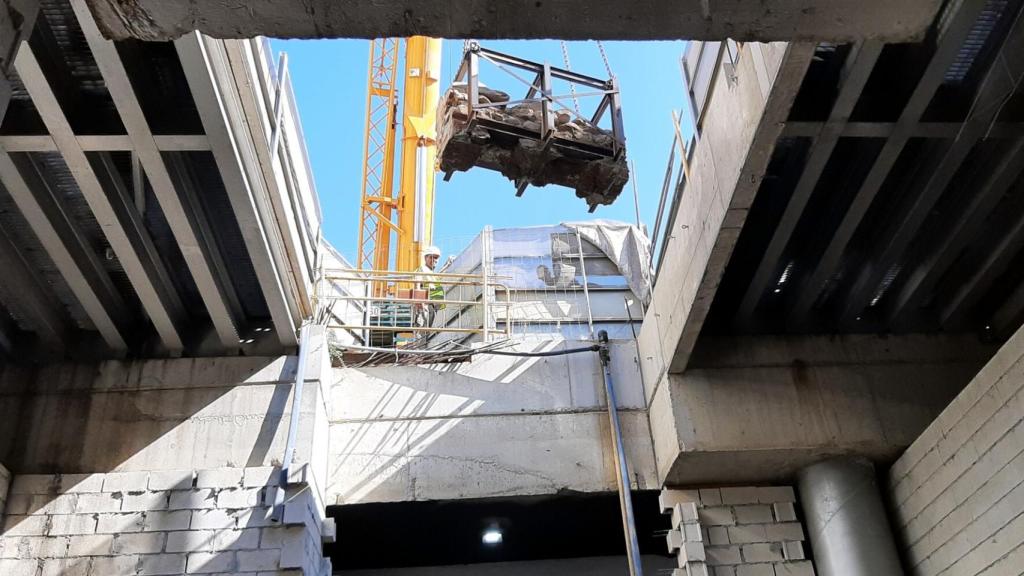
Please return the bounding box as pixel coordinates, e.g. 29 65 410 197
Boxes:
315 268 513 345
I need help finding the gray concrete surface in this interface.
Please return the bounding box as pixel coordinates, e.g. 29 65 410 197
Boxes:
326 339 658 504
83 0 941 42
648 334 992 486
2 327 332 494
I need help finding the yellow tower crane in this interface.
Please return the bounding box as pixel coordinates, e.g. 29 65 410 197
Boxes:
356 37 442 277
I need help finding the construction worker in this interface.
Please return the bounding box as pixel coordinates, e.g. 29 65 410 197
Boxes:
415 246 444 327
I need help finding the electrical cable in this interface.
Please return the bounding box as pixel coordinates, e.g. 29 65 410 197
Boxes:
477 344 600 357
334 342 599 358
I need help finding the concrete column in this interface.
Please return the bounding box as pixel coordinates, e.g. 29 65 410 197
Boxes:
797 457 903 576
0 1 38 120
0 462 10 519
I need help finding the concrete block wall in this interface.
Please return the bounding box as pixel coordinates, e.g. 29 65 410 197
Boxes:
659 487 814 576
888 324 1024 575
0 467 329 576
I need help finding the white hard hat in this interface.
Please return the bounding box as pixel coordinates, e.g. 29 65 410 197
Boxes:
424 245 441 257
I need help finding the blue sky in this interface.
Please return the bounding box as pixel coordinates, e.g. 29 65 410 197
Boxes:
272 38 691 262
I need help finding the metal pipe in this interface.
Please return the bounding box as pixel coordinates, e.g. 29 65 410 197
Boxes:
271 321 311 522
650 132 676 266
798 457 904 576
597 330 644 576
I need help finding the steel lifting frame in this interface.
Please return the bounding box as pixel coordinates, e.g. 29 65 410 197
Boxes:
448 42 625 200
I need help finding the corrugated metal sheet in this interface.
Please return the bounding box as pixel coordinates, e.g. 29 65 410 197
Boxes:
30 152 142 318
944 0 1009 83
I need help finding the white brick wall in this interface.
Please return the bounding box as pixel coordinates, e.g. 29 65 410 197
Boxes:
889 326 1024 575
0 467 330 576
661 487 814 576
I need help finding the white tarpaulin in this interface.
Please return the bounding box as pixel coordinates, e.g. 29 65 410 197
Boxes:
561 219 653 303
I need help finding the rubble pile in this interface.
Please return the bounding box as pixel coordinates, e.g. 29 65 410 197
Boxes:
436 84 629 208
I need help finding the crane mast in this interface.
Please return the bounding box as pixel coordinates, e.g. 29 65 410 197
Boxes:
357 37 442 276
356 38 400 275
396 36 442 273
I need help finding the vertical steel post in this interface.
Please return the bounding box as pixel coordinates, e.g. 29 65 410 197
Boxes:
598 330 644 576
575 227 595 336
482 225 493 342
541 63 553 139
467 49 479 120
269 52 288 157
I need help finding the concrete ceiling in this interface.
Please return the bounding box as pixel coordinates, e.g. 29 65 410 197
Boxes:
83 0 944 42
0 0 298 361
703 0 1024 339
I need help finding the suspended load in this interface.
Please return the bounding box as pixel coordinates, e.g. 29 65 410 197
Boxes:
436 42 629 212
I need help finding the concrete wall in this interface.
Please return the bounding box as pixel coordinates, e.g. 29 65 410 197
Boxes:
660 486 814 576
0 328 334 575
339 555 676 576
5 355 324 479
888 324 1024 575
638 40 814 384
0 463 9 525
648 335 992 487
327 339 657 504
0 467 328 576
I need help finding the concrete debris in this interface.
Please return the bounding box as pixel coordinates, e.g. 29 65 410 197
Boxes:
436 84 629 208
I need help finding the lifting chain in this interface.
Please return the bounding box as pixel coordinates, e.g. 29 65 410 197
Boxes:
559 40 582 116
596 40 614 78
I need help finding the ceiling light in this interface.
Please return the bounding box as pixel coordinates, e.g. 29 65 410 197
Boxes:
482 529 502 545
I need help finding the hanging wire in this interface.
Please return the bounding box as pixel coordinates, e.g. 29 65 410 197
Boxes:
560 40 582 116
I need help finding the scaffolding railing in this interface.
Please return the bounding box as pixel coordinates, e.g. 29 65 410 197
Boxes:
315 268 513 347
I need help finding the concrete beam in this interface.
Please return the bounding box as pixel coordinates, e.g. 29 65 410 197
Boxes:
637 41 814 386
0 134 211 152
14 41 185 353
176 33 298 348
71 0 240 351
84 0 942 42
0 151 129 354
647 333 993 486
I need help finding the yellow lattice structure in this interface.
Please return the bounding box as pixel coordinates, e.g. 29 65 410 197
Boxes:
356 38 400 276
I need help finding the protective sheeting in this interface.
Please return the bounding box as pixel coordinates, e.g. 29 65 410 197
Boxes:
561 220 652 304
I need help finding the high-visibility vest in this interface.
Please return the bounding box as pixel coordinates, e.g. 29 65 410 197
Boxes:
428 283 444 300
418 267 445 304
